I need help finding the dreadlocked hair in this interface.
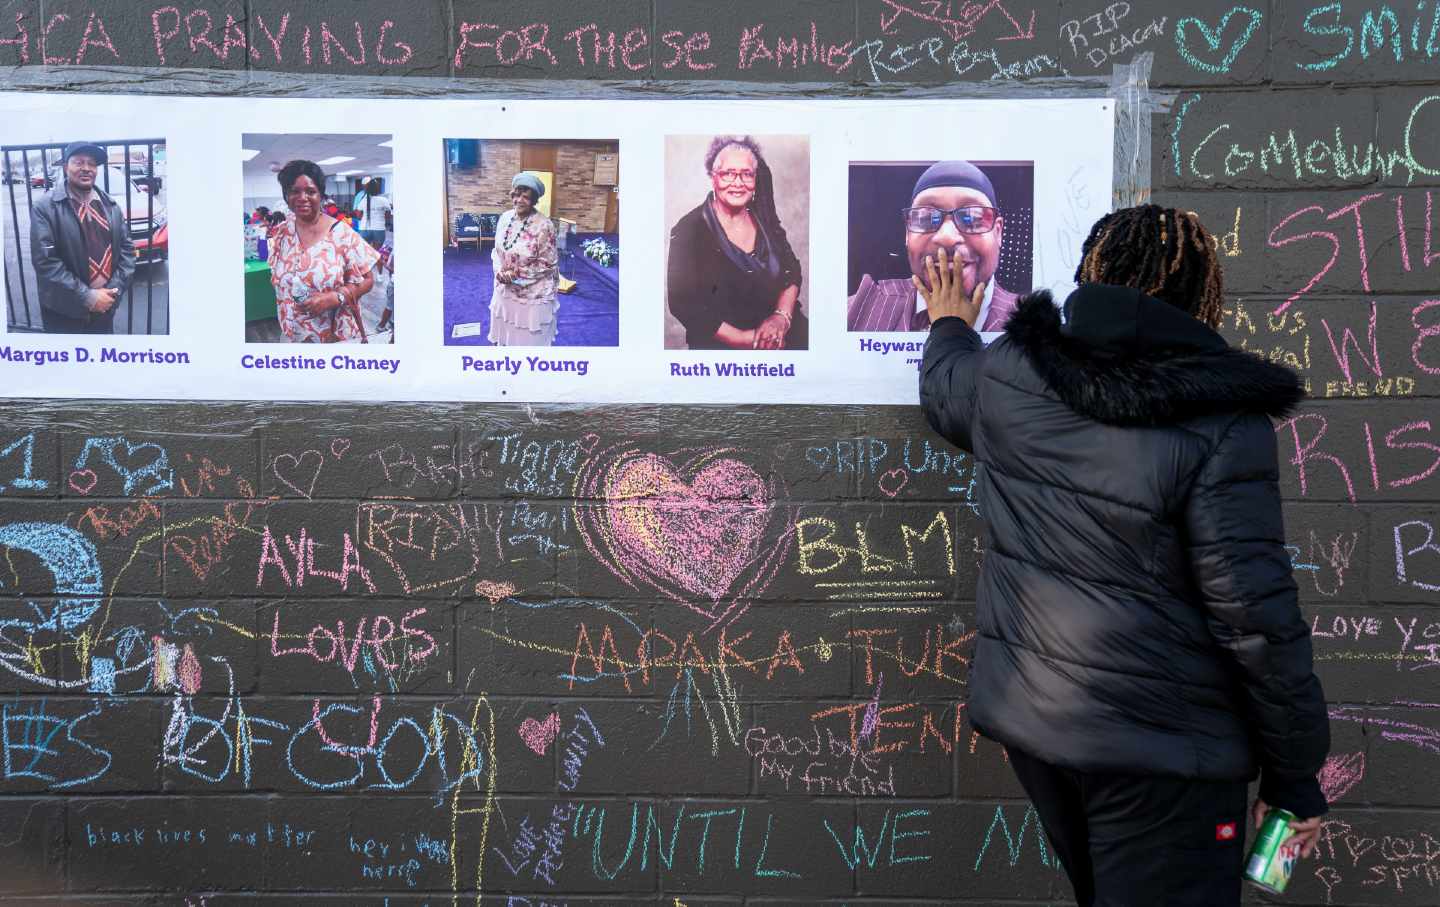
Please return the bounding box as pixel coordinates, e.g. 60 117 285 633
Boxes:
1073 204 1226 328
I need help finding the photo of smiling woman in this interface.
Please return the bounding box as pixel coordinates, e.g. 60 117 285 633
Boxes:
267 159 379 343
665 134 809 351
490 172 559 346
242 133 394 344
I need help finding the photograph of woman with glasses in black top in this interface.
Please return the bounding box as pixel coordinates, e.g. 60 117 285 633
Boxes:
665 135 809 351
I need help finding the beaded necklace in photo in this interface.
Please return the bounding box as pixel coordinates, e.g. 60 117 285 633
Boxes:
501 212 533 250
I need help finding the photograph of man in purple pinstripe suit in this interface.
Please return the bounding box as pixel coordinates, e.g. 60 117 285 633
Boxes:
847 159 1033 333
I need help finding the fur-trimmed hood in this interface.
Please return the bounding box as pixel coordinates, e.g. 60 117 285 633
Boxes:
1003 284 1305 427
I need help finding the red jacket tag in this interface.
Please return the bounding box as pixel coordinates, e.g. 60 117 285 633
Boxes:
1215 822 1238 841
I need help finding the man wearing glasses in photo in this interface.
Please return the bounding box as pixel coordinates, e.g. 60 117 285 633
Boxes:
847 159 1017 333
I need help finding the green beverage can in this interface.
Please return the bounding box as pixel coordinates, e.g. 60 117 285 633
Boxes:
1245 808 1301 894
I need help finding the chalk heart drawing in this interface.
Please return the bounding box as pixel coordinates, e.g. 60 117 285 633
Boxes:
273 450 323 499
573 445 794 625
1174 7 1262 75
519 713 560 756
877 467 910 498
1318 750 1366 803
474 579 517 605
330 438 351 459
68 469 98 495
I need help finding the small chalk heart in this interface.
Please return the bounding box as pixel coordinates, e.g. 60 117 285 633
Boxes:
330 438 352 459
474 580 517 605
68 469 98 495
518 713 561 756
877 468 910 498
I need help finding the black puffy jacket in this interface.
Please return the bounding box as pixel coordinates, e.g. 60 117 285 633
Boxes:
920 284 1330 819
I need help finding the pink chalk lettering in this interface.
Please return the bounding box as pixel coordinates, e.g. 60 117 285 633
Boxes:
1320 303 1382 385
307 624 338 662
1385 421 1440 489
739 25 774 67
302 24 312 65
563 23 596 65
1398 195 1412 272
41 14 71 65
495 29 526 65
185 9 222 59
1277 413 1356 502
659 29 715 71
1326 192 1385 294
255 12 290 63
151 7 180 64
320 21 365 65
1364 423 1381 492
219 13 256 62
566 23 617 68
621 27 648 70
375 20 412 66
273 607 432 673
283 526 310 586
454 21 499 69
1266 204 1339 314
879 0 1036 41
454 20 558 68
399 608 437 661
743 23 855 75
334 619 369 673
270 610 310 658
523 23 557 64
369 615 396 666
75 12 119 64
1428 191 1440 268
256 524 295 587
1414 299 1440 375
0 12 30 64
684 32 714 70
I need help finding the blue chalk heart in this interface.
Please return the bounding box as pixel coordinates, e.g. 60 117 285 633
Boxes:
1175 7 1263 75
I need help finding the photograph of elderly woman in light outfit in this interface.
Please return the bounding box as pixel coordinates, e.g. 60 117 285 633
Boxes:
489 172 560 347
666 136 807 350
268 159 379 343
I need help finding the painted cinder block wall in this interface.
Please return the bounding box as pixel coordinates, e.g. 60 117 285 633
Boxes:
0 1 1437 903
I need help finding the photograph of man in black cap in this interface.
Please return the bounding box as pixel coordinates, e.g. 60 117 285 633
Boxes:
847 159 1033 333
28 141 136 334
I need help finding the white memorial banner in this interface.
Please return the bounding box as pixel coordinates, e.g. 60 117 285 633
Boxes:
1 92 1114 403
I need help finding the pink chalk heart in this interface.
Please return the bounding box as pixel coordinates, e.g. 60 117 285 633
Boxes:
519 713 560 756
68 469 98 495
574 446 794 621
330 438 352 459
611 455 767 600
877 467 909 498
